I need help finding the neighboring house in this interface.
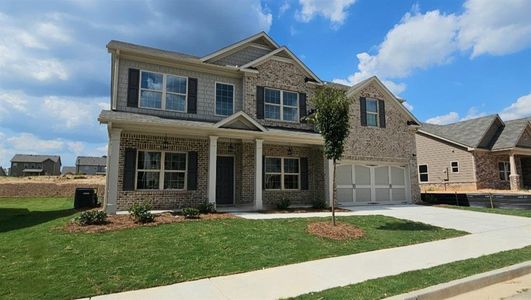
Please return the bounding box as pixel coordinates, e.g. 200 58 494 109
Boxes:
416 115 531 191
76 156 107 175
99 32 421 213
10 154 61 177
0 167 6 176
62 166 77 175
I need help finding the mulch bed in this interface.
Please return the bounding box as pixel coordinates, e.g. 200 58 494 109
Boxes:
65 212 238 233
261 207 350 214
307 221 364 240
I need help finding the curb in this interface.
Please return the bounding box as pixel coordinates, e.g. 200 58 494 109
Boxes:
385 260 531 300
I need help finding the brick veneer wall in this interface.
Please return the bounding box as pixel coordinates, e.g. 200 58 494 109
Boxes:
117 133 209 210
262 144 324 207
473 152 511 190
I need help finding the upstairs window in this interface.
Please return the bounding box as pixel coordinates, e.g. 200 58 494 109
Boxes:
499 161 510 181
366 99 379 127
451 161 459 173
418 164 429 182
139 71 187 112
215 82 234 116
264 88 299 122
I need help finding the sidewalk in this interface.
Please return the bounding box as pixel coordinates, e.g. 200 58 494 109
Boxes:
89 206 531 300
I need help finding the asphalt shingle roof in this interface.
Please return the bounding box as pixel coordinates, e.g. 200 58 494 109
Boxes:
76 156 107 166
421 115 499 148
491 117 531 150
11 154 60 163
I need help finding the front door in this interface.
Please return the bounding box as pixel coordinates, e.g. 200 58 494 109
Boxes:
216 156 234 205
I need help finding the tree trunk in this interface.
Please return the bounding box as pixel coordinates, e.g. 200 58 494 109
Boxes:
332 159 336 226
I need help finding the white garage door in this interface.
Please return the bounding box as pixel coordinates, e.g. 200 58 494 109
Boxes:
336 163 409 204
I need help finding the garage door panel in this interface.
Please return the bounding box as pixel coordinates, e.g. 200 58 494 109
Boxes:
355 188 371 202
391 166 405 186
355 165 371 185
375 188 390 202
336 165 352 186
337 188 353 203
374 166 389 185
392 188 406 202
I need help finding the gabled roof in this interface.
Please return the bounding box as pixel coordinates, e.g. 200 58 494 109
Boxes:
11 154 60 163
201 32 279 62
420 115 501 149
239 47 321 83
76 156 107 166
491 117 531 150
214 111 267 132
107 40 200 61
345 76 420 125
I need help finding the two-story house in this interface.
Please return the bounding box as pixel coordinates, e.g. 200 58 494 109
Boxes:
99 32 421 213
10 154 61 177
76 156 107 175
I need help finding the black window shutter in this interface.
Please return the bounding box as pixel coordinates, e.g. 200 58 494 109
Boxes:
360 97 367 127
256 86 264 119
187 78 198 114
378 100 386 128
123 148 137 191
300 157 309 190
187 151 198 190
127 69 140 107
262 155 266 190
299 93 307 122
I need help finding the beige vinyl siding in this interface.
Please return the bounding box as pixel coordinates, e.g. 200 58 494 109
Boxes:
416 133 476 184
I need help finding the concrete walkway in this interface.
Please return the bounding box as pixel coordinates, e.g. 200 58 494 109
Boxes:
89 206 531 300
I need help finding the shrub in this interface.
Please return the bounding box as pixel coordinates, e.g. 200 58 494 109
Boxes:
197 201 216 214
312 198 328 209
275 198 291 210
76 210 107 226
128 202 155 223
182 207 200 219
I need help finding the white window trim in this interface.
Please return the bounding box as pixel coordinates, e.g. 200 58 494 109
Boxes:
499 161 510 181
264 88 299 123
366 98 379 128
135 150 188 191
264 156 301 191
450 161 459 173
418 164 429 183
214 81 235 117
138 70 188 113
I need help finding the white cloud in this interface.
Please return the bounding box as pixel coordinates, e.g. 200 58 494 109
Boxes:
425 107 487 125
458 0 531 58
336 0 531 93
499 92 531 120
41 96 106 129
279 1 291 15
7 133 64 152
0 90 29 116
296 0 356 28
403 102 414 111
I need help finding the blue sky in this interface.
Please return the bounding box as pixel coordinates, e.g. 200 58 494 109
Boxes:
0 0 530 168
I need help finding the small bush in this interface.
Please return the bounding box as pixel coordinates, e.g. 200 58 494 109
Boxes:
312 198 328 209
197 201 216 214
182 207 200 219
76 210 107 226
275 198 291 210
128 202 155 223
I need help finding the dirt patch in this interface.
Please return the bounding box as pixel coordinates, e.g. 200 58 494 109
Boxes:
0 175 106 198
307 221 364 240
261 207 350 214
65 212 238 233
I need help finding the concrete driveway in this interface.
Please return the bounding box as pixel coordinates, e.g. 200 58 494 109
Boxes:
88 205 531 300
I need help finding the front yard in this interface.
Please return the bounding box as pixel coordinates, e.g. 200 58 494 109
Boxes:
0 197 465 299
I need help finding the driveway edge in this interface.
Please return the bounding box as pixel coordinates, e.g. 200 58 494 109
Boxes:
385 260 531 300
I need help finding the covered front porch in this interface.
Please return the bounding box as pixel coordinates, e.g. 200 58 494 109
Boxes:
489 148 531 191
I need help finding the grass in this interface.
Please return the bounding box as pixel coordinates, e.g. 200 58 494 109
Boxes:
0 197 465 299
439 205 531 218
291 245 531 300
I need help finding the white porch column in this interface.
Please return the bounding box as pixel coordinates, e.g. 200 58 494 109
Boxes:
104 127 122 214
255 139 263 210
509 153 521 190
324 158 334 205
208 136 218 205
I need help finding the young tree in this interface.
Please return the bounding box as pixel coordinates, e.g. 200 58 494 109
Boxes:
311 86 350 225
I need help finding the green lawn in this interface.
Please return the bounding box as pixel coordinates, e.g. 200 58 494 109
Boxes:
439 205 531 218
0 197 465 300
291 245 531 300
